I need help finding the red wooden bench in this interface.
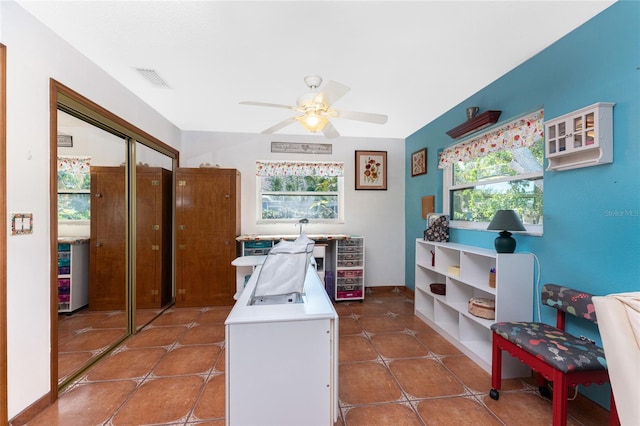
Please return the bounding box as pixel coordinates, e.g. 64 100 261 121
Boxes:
489 284 619 426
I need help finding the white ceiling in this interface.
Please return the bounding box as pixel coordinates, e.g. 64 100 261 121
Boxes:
17 0 615 139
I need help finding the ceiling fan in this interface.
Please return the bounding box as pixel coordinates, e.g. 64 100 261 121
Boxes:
240 75 388 139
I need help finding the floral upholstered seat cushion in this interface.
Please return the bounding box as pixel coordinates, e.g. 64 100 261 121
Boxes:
491 321 607 373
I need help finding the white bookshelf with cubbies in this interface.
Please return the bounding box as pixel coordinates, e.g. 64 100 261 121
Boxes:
414 239 534 378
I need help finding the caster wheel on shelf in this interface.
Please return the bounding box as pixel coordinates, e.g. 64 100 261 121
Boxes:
489 389 499 400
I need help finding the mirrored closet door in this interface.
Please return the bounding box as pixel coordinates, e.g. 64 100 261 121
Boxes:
56 110 129 385
134 142 175 330
52 83 179 391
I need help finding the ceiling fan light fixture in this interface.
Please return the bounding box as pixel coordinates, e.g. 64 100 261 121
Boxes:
241 75 386 137
297 112 328 133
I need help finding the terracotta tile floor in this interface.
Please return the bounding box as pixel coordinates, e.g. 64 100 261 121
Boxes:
57 307 165 382
29 287 611 425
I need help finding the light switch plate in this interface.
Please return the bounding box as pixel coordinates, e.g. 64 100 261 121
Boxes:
11 213 33 235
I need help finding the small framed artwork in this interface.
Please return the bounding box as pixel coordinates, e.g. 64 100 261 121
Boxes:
57 134 73 148
411 148 427 177
355 150 387 190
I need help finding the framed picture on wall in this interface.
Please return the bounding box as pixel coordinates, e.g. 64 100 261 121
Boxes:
355 150 387 190
411 148 427 177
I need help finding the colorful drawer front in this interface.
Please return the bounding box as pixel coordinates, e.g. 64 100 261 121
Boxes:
337 270 363 278
337 290 363 299
338 253 361 261
337 278 363 287
337 245 363 254
337 269 364 287
337 259 363 268
244 240 273 249
58 252 71 267
339 239 363 247
58 278 71 303
337 283 362 292
244 240 273 256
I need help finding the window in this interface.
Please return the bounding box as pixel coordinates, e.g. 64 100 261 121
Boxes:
257 161 344 223
440 110 544 233
58 156 91 220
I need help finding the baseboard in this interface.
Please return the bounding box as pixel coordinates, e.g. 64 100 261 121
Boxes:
8 392 50 426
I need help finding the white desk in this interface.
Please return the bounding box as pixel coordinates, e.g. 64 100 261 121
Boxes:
225 265 339 426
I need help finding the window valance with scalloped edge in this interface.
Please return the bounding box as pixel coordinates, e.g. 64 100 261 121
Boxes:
438 109 544 169
58 156 91 173
256 161 344 177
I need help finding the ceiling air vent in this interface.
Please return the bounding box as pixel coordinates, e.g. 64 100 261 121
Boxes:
135 68 170 88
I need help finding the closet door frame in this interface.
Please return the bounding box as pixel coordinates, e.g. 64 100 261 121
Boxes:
49 79 179 397
1 43 8 424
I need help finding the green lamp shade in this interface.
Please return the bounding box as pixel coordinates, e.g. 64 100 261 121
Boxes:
487 210 526 253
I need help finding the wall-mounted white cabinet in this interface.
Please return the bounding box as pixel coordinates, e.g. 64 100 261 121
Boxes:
414 239 533 378
545 102 614 171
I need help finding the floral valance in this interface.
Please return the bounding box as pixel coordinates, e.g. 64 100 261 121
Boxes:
57 156 91 191
58 156 91 173
438 109 544 168
256 161 344 177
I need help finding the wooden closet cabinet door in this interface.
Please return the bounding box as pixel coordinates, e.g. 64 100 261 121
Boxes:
135 167 173 308
176 168 240 307
89 237 126 310
176 236 236 306
135 167 165 309
89 167 126 311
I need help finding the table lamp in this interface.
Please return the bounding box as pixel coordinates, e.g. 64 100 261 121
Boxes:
487 210 526 253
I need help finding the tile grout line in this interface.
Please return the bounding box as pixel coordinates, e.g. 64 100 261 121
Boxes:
101 309 209 425
343 296 430 425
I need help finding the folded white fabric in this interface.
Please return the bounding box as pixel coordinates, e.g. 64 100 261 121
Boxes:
253 233 315 297
593 292 640 425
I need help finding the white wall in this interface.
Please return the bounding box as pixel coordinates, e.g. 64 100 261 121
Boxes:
181 131 406 288
1 2 181 418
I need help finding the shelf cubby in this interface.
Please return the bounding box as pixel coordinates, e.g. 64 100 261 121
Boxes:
414 239 533 378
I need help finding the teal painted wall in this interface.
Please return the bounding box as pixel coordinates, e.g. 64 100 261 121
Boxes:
405 1 639 408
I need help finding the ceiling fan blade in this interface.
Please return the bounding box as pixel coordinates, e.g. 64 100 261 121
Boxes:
322 121 340 139
261 117 297 134
315 80 350 107
333 109 388 124
240 101 295 110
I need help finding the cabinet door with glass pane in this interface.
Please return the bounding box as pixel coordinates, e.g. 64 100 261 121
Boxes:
545 102 614 171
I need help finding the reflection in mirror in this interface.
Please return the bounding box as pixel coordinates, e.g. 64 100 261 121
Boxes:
57 110 129 384
135 142 174 329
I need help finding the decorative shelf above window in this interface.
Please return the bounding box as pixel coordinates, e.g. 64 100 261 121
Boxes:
446 110 502 139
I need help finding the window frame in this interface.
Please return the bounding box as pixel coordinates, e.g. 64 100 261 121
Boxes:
57 190 91 222
256 162 345 224
440 110 546 236
443 165 543 235
57 157 91 222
